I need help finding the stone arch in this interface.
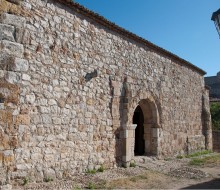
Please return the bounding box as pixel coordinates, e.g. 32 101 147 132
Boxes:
129 93 161 156
129 92 161 125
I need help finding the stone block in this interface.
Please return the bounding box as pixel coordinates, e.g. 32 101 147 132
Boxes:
16 163 31 170
22 73 30 81
5 71 21 84
9 57 29 72
86 98 94 105
7 0 22 5
0 152 3 167
0 80 19 104
3 150 14 166
9 136 18 148
0 13 25 28
0 40 24 58
0 0 21 15
0 134 10 150
21 2 32 10
0 23 15 41
26 93 35 104
44 168 56 179
38 106 50 113
31 153 43 160
15 114 30 125
42 114 52 124
48 99 57 105
0 52 12 67
0 70 4 78
0 103 4 109
127 130 134 138
52 117 61 125
152 128 159 138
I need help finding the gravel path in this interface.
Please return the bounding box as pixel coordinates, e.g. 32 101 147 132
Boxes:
134 156 209 179
4 156 213 190
11 167 147 190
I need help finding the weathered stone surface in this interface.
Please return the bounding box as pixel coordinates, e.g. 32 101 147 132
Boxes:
0 0 22 15
0 80 19 104
9 57 29 72
5 71 21 84
25 93 35 104
0 13 25 28
0 70 4 78
16 114 30 125
7 0 22 5
0 40 24 58
0 0 210 184
0 24 15 41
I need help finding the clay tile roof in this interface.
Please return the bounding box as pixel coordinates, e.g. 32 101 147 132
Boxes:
57 0 206 75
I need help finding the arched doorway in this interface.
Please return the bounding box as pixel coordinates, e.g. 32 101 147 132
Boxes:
133 105 145 156
132 99 160 156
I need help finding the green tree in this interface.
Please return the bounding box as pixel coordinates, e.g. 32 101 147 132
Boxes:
210 102 220 131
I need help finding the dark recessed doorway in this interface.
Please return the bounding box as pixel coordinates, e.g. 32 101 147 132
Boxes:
133 105 145 156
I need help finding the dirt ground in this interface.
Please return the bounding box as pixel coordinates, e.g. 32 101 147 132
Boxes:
6 153 220 189
108 167 220 189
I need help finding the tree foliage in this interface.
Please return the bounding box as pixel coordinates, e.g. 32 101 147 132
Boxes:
210 102 220 131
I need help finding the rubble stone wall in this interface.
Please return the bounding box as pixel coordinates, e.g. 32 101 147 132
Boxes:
0 0 211 183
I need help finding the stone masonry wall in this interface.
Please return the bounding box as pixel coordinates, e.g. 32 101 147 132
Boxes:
213 131 220 152
205 72 220 99
0 0 211 183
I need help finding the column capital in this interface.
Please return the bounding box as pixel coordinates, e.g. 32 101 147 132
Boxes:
122 124 137 130
128 124 137 130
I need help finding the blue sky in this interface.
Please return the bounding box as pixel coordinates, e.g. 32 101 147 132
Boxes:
76 0 220 76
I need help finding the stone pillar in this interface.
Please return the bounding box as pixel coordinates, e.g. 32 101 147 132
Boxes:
121 124 136 167
202 88 213 150
143 123 161 156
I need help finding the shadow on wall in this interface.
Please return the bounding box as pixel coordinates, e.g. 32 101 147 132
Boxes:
182 178 220 189
117 77 128 166
109 76 129 166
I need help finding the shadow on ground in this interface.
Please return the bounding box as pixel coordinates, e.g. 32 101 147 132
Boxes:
182 178 220 189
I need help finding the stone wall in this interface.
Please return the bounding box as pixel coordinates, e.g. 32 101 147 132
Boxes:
205 71 220 99
0 0 212 184
213 131 220 152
